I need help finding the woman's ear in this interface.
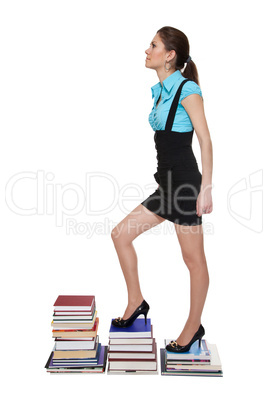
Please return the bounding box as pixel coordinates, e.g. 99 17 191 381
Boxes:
167 49 176 63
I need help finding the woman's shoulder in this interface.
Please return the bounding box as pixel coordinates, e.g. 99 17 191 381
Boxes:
180 79 202 102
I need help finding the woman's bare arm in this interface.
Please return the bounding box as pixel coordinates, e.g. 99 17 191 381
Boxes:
181 94 213 215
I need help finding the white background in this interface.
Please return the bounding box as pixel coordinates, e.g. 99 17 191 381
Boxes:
1 0 267 400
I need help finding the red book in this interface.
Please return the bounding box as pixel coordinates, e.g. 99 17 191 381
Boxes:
53 295 95 311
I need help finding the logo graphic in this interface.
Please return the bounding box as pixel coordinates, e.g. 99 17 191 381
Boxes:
227 169 263 233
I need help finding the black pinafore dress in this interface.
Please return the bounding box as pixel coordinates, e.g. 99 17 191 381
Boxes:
141 79 202 226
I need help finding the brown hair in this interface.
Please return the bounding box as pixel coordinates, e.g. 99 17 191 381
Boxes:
157 26 200 86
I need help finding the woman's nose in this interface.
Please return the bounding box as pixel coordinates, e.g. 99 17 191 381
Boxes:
145 48 150 55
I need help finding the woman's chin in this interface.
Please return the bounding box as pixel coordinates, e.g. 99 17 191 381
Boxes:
145 62 155 70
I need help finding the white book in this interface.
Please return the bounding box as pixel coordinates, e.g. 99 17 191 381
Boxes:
109 360 157 371
109 338 153 345
109 344 153 352
55 337 97 350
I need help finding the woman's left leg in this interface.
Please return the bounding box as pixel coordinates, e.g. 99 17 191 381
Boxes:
173 223 209 345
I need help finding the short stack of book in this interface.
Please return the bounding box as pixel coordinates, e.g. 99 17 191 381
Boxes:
45 295 107 374
160 339 223 377
107 318 158 375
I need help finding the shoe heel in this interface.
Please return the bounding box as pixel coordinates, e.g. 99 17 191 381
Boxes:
198 337 203 348
143 311 148 325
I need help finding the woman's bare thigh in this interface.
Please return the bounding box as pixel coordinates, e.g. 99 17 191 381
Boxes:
111 204 166 243
174 223 205 263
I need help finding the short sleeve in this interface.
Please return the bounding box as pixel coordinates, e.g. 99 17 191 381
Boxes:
179 81 202 103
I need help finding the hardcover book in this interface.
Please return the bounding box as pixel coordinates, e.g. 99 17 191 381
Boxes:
52 338 100 360
53 306 96 321
160 343 223 377
55 337 96 350
52 317 99 338
164 338 211 361
51 310 97 328
45 345 107 373
108 348 157 371
109 335 154 345
53 295 95 311
109 318 152 338
108 342 153 352
108 339 157 360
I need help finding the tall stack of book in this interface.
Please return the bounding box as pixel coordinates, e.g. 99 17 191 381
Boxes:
160 338 223 377
107 318 158 375
45 295 107 374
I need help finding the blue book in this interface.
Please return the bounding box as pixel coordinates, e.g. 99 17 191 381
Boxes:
50 343 102 367
109 318 152 338
45 345 108 372
164 339 211 361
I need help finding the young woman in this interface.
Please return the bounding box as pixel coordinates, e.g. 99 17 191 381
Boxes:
111 26 213 353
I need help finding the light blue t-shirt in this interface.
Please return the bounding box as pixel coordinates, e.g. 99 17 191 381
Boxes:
149 70 203 132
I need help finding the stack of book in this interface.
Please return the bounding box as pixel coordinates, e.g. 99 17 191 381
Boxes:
160 338 223 377
107 318 158 375
45 295 107 374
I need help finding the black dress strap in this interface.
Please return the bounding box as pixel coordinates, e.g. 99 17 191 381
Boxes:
165 78 191 132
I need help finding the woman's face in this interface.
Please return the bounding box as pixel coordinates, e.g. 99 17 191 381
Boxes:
145 33 170 70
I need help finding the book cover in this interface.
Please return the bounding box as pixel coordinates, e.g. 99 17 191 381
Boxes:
109 318 152 338
108 342 153 352
53 295 95 311
109 338 153 345
108 358 157 371
55 337 97 351
54 310 94 316
164 339 211 361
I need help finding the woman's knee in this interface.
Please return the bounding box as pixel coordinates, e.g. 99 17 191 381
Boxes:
111 225 122 242
111 222 132 245
182 250 207 272
111 204 164 245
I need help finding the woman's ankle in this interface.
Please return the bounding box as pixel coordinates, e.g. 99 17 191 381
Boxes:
128 295 144 306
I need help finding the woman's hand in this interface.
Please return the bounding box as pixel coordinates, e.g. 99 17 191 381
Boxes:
196 186 213 216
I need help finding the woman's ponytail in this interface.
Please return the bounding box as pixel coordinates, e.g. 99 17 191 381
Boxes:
181 59 200 86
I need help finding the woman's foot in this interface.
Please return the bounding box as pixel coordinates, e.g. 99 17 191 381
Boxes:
166 322 205 353
112 297 149 328
122 296 145 320
175 321 201 346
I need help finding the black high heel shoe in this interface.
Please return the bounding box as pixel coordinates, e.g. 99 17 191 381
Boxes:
112 300 150 328
166 324 205 353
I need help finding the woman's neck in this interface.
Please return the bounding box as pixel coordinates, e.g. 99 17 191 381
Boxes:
156 68 176 86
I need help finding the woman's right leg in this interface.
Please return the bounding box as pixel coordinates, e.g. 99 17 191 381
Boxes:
111 203 165 320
